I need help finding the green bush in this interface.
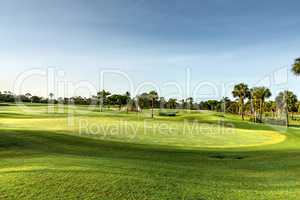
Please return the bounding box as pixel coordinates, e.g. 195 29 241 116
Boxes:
159 111 177 117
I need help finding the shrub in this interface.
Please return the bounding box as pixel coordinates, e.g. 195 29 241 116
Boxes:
159 111 177 117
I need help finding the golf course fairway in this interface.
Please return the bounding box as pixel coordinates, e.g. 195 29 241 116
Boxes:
0 104 299 200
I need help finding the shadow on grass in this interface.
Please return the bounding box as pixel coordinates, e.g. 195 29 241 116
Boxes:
0 128 299 163
289 124 300 129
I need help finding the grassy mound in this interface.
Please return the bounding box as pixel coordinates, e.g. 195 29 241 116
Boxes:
0 105 286 149
0 105 299 200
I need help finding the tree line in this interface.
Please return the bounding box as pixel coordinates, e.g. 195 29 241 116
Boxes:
1 57 300 124
1 86 299 123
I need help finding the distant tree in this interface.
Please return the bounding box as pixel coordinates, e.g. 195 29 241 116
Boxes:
292 57 300 76
220 97 231 113
168 98 177 109
137 93 150 109
72 96 89 105
226 101 239 114
25 93 32 103
186 97 194 110
232 83 250 120
249 92 255 119
108 94 129 111
276 90 298 127
0 91 15 102
108 94 121 110
159 97 166 109
31 96 42 103
207 100 219 111
180 99 186 109
264 101 277 118
199 101 209 110
148 91 158 118
97 90 111 112
125 91 131 113
251 87 272 122
57 97 64 104
49 93 54 100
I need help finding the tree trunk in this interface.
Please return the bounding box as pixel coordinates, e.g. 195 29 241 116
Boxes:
259 99 263 123
100 98 103 112
285 99 289 128
259 100 263 123
151 99 154 118
241 98 244 120
250 96 255 122
285 107 289 127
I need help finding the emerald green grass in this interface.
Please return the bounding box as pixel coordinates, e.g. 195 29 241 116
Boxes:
0 104 299 199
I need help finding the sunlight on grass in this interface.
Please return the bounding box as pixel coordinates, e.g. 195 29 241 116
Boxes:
0 105 299 200
0 105 287 148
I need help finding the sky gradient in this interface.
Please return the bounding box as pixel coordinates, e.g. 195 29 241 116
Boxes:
1 0 300 99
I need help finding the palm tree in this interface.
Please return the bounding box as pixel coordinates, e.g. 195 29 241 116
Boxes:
292 57 300 76
49 93 54 104
180 99 186 109
97 90 111 112
25 93 32 103
249 92 255 121
125 91 131 113
220 97 230 113
232 83 250 120
251 87 272 123
159 97 166 109
186 97 194 110
276 90 298 127
168 98 177 109
148 91 158 118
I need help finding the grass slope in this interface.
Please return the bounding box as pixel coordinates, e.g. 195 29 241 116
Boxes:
0 104 299 200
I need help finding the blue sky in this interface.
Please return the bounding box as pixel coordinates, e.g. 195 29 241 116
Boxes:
1 0 300 99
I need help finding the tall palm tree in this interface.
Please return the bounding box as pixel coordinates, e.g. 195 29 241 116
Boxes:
292 57 300 76
220 97 230 113
180 99 186 109
49 93 54 104
251 87 272 123
148 91 158 118
232 83 250 120
97 90 111 112
168 98 177 109
249 92 255 121
125 91 131 114
49 93 54 100
276 90 298 127
186 97 194 110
